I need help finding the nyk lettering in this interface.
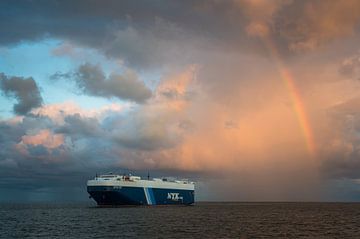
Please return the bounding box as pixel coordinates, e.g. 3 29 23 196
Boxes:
167 193 183 201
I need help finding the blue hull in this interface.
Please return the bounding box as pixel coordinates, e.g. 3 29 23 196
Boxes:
87 186 195 205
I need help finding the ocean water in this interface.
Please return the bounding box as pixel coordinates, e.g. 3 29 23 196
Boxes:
1 202 360 238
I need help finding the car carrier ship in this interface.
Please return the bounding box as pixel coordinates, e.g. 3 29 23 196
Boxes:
87 174 195 205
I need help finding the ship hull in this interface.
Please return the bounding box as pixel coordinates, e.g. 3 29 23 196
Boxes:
87 186 195 206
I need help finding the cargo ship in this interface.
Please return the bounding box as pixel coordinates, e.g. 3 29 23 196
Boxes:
87 174 195 205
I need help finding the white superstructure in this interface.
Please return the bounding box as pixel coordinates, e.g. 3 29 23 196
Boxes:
87 174 195 190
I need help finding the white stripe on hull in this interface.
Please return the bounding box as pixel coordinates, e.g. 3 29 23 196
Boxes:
143 188 152 205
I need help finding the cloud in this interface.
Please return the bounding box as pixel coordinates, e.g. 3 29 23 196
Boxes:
2 0 360 66
55 113 104 141
15 129 66 161
316 96 360 179
0 84 198 199
50 71 73 81
21 129 64 149
54 63 152 103
0 103 121 185
0 1 220 68
280 0 360 52
2 53 360 200
0 68 196 169
339 51 360 79
236 0 360 52
236 0 292 37
3 1 360 201
31 101 126 124
51 41 77 57
0 73 43 115
108 67 197 151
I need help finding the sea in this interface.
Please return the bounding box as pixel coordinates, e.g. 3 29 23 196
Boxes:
1 202 359 238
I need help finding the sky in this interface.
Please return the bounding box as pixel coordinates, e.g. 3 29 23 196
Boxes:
1 0 360 202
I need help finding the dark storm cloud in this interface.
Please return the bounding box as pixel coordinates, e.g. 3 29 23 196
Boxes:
0 0 236 44
0 73 43 115
0 0 242 68
1 0 359 64
0 0 292 68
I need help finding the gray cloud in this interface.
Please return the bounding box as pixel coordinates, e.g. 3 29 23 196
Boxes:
0 73 43 115
60 63 152 103
0 104 196 201
0 1 236 68
4 0 359 69
55 113 104 140
318 97 360 179
0 101 185 171
0 112 107 198
49 71 73 81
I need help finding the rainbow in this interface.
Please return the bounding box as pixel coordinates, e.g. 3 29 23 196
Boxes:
262 37 316 157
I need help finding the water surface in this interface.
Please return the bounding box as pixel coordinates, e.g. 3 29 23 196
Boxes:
1 202 359 238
